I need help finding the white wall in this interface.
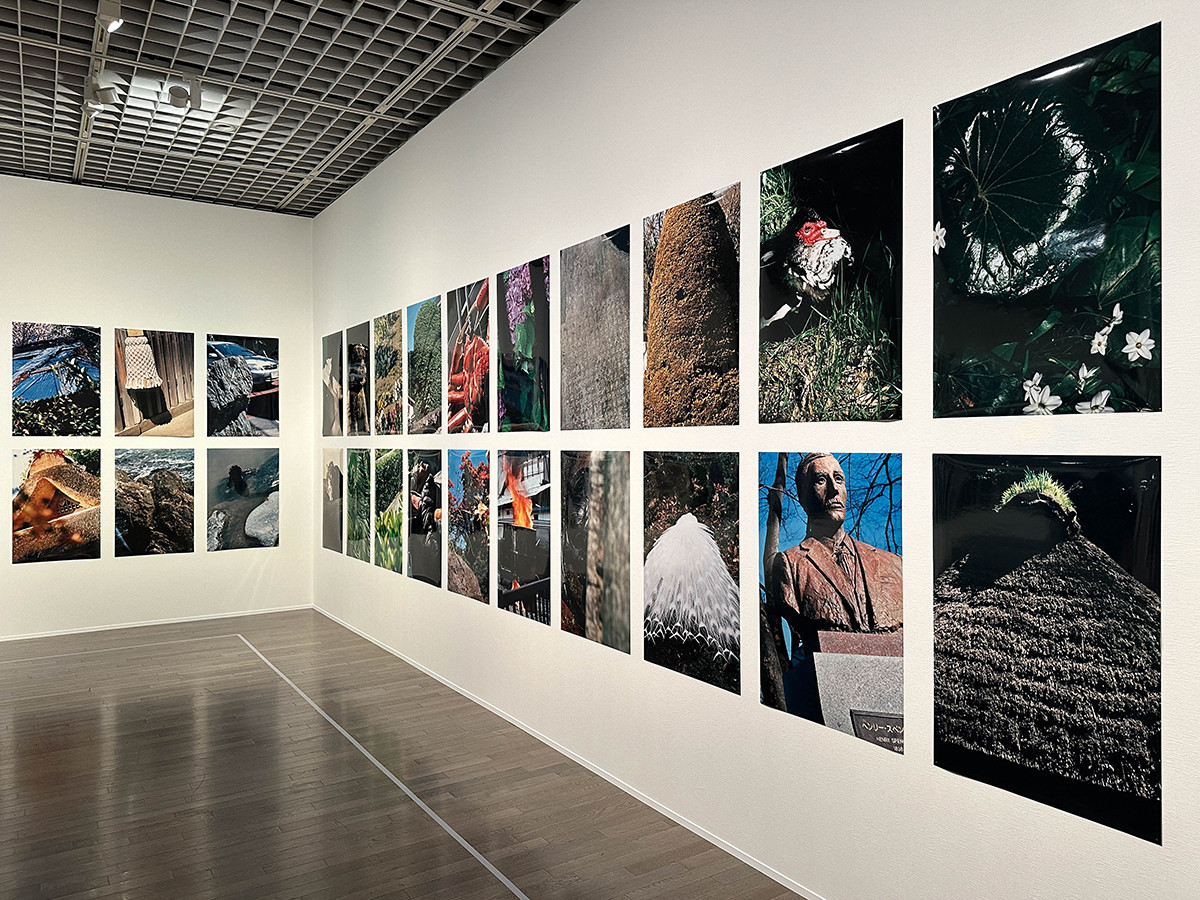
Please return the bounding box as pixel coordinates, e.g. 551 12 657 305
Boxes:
1 176 314 638
313 2 1199 897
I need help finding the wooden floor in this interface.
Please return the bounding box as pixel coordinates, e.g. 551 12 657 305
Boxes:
0 610 799 899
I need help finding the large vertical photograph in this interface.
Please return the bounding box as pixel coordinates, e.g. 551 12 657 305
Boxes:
321 331 343 436
497 450 551 623
497 257 550 432
447 279 490 434
760 452 903 752
346 448 371 563
406 298 442 434
206 335 279 437
12 322 101 437
407 449 442 586
346 321 371 437
115 448 194 556
644 185 740 428
933 455 1160 842
447 449 490 603
373 448 404 574
933 25 1161 417
373 309 404 435
114 329 194 437
562 450 630 653
643 451 739 692
206 448 279 551
560 228 631 430
760 123 902 422
322 448 343 553
13 449 101 563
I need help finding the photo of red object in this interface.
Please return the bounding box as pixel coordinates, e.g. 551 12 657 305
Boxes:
447 278 490 433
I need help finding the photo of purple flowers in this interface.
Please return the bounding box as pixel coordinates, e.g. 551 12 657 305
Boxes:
498 257 550 432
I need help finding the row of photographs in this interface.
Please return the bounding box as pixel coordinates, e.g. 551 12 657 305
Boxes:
11 447 280 559
323 447 1161 845
321 24 1161 435
11 324 280 438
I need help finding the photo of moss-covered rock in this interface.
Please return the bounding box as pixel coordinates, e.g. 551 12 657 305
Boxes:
643 451 739 692
13 449 101 563
498 258 550 432
406 298 442 434
644 186 739 427
760 123 902 422
933 454 1160 843
933 25 1161 417
374 448 403 574
373 309 403 435
561 228 630 430
346 448 370 563
12 323 101 437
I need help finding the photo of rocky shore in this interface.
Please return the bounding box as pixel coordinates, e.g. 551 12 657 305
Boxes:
115 448 194 556
207 448 280 551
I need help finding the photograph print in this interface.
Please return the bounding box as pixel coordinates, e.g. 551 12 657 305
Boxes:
644 185 740 427
497 450 551 624
13 449 101 563
562 450 630 653
760 123 902 422
207 334 279 437
760 452 903 752
498 257 550 432
374 448 403 573
933 25 1161 417
346 448 371 563
114 328 194 437
447 449 489 603
115 448 194 556
322 448 343 553
643 451 739 692
373 308 404 435
206 448 280 551
933 454 1160 842
346 321 371 436
321 331 343 436
560 227 631 430
12 322 101 437
407 298 442 434
407 449 442 586
447 279 490 434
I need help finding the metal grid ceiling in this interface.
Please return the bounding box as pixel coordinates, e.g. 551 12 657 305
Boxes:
0 0 576 216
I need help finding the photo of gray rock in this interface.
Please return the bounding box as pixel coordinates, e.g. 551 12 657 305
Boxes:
207 334 279 437
115 448 194 556
207 448 280 551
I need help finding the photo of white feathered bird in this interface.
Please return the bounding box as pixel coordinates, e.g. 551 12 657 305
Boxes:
643 513 740 662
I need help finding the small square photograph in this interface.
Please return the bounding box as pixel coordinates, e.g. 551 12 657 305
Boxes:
115 448 195 556
346 449 371 563
12 323 101 437
13 449 101 563
374 448 404 574
207 335 279 437
497 450 551 623
373 309 404 436
447 280 490 434
447 449 490 602
321 331 343 436
407 449 442 585
206 448 280 551
347 321 371 436
407 298 442 434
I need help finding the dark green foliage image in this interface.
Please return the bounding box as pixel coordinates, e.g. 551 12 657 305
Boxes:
407 297 442 434
933 25 1160 417
346 449 370 563
374 448 403 573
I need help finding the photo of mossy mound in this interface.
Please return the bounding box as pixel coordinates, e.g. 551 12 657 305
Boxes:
373 310 404 435
644 186 739 427
643 451 739 693
933 455 1160 843
933 25 1161 417
374 448 403 573
406 298 442 434
759 122 902 422
346 449 370 563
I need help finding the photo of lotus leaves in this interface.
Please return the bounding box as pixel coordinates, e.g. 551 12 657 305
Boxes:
933 454 1160 843
643 451 739 692
933 25 1161 417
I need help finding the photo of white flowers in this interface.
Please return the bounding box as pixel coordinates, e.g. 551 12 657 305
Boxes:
933 25 1160 416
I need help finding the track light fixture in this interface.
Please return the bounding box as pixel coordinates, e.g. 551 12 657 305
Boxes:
97 0 124 34
166 78 202 111
83 73 118 118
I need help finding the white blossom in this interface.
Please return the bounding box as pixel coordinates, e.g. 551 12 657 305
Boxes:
1090 331 1108 355
1111 303 1124 327
1122 329 1155 362
1075 389 1115 414
1022 372 1043 402
933 222 947 255
1077 363 1098 384
1023 385 1062 415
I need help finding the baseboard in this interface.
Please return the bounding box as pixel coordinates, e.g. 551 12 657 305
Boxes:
0 604 312 643
314 604 822 900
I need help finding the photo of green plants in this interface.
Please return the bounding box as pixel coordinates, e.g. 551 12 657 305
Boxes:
346 448 370 563
12 323 101 437
759 123 902 422
374 448 403 574
933 25 1161 417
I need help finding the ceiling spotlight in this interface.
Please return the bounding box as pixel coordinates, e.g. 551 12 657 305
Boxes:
166 78 202 110
84 74 118 114
97 0 124 34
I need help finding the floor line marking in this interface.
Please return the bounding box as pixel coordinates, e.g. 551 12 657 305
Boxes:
0 633 243 665
236 633 530 900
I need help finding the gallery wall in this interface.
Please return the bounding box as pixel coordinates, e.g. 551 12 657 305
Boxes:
1 175 315 638
312 1 1200 898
